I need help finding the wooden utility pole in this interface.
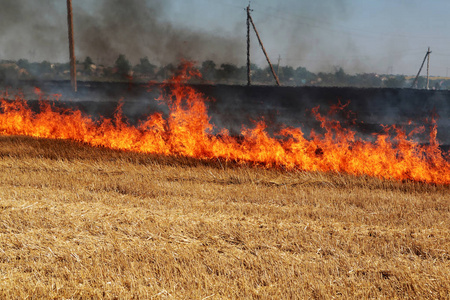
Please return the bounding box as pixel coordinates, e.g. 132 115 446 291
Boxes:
426 47 431 90
246 4 251 86
67 0 77 92
411 47 431 89
248 13 280 86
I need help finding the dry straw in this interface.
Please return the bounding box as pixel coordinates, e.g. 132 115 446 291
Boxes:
0 136 448 299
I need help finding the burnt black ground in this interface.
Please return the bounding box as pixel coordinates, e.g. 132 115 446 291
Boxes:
3 80 450 151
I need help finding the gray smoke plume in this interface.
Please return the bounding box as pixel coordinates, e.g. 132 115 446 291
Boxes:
73 0 244 65
0 0 371 74
0 0 440 76
0 0 67 62
0 0 358 71
248 0 353 72
0 0 244 66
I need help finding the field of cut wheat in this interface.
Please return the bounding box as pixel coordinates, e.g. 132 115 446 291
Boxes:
0 135 449 299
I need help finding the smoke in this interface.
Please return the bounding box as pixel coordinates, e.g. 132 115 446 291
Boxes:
0 0 244 66
248 0 355 72
73 0 245 65
0 0 444 76
0 0 67 62
0 0 358 71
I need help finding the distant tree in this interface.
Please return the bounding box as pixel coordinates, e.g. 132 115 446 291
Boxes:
0 65 19 84
249 63 260 71
279 66 294 83
82 56 94 75
252 66 271 83
17 59 30 70
83 56 94 67
294 66 316 85
264 66 277 84
237 66 247 82
54 62 70 76
384 75 406 88
200 60 217 81
314 67 349 86
114 54 131 78
349 73 382 88
27 61 53 77
247 63 260 83
134 57 156 77
42 61 52 71
217 63 239 82
156 63 175 80
334 66 348 86
316 72 336 86
414 76 427 89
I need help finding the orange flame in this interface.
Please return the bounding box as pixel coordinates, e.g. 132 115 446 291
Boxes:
1 62 449 184
33 87 42 96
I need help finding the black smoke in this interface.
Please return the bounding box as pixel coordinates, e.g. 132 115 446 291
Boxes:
0 0 244 66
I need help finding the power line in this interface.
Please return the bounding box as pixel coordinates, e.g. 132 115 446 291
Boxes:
200 0 450 41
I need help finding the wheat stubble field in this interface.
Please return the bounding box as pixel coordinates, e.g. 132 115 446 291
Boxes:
0 135 448 299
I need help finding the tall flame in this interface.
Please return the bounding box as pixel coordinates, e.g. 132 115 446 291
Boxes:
1 62 449 184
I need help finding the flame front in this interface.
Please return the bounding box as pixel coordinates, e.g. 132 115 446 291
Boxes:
1 62 449 184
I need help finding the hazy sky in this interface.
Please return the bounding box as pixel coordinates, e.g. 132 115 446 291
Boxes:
2 0 450 75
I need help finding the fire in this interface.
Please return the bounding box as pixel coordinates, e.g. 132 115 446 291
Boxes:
1 61 449 184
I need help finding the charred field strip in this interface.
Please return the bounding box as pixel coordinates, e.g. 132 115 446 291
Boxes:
8 80 450 151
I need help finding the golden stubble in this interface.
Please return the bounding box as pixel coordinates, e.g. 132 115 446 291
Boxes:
0 136 449 299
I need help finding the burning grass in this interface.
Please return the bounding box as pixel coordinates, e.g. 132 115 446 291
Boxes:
1 62 449 184
0 135 449 299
